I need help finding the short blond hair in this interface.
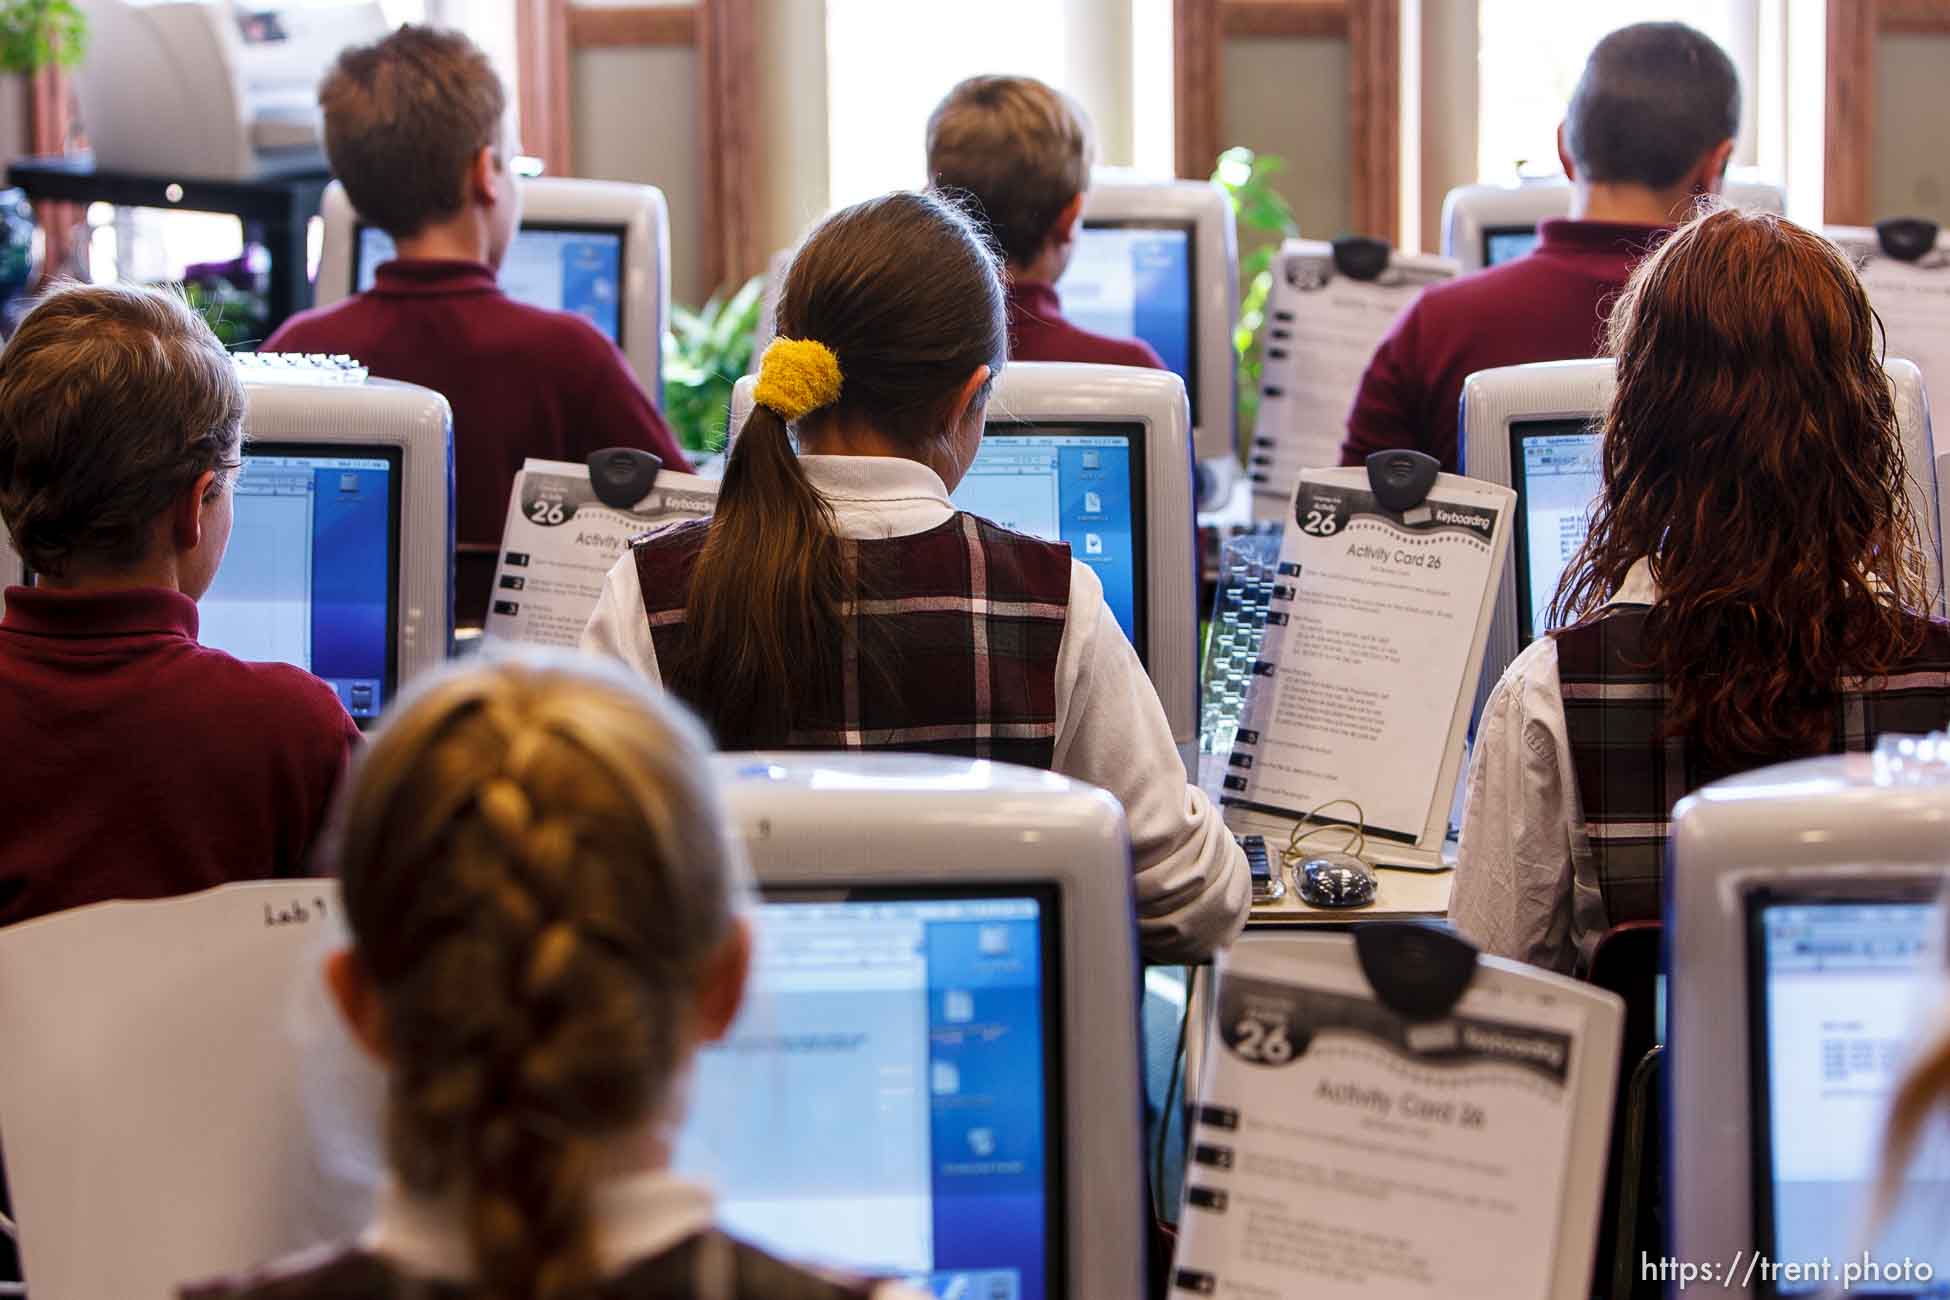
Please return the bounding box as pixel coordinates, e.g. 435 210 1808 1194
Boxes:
0 282 242 577
926 75 1094 267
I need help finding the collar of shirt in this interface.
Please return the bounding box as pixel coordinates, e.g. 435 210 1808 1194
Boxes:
799 454 957 539
0 585 198 640
360 1168 717 1283
369 259 502 298
1007 277 1064 324
1604 556 1661 609
1536 218 1672 259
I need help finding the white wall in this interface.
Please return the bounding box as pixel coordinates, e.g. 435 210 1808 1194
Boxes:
1874 33 1950 227
569 45 706 303
756 0 828 256
1221 36 1350 241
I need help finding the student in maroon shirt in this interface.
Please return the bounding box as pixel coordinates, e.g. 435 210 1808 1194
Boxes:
926 75 1164 371
0 284 360 929
1340 22 1741 472
266 26 689 625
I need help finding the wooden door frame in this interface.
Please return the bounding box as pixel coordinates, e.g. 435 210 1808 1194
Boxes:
1174 0 1402 246
515 0 761 291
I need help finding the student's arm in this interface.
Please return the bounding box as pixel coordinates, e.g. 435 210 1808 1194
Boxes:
575 333 694 474
581 551 664 682
1338 295 1431 466
1449 642 1581 973
1053 563 1249 963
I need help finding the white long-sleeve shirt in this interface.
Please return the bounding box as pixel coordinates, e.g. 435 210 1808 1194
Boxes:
583 454 1249 963
1449 559 1660 973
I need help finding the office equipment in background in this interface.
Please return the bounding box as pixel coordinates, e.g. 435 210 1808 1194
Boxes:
1 355 454 724
1459 356 1943 711
1172 926 1622 1298
1439 174 1786 273
1830 221 1950 454
681 752 1147 1300
1245 237 1457 519
730 361 1200 763
71 0 388 180
0 880 380 1300
1667 737 1950 1298
314 178 670 399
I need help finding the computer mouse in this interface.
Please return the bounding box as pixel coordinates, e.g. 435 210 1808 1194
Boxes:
1296 852 1377 908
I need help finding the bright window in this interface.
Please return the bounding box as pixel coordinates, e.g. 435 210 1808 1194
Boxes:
823 0 1071 209
1476 0 1752 182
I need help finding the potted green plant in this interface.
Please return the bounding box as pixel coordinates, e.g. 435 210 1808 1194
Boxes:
663 274 765 454
0 0 85 77
1211 147 1300 454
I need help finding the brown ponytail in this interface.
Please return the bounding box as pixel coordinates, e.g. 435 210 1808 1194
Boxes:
665 190 1007 747
330 654 740 1300
1874 1019 1950 1237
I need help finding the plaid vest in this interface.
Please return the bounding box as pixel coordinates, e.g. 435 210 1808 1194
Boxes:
1556 603 1950 926
181 1234 880 1299
633 513 1071 767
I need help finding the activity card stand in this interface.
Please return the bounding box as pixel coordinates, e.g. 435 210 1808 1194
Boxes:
1170 925 1624 1299
1247 238 1457 521
482 449 718 650
1222 452 1516 904
1828 219 1950 455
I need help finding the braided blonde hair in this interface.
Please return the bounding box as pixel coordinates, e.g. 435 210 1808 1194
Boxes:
331 652 742 1300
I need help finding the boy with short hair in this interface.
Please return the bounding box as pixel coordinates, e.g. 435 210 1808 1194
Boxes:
926 75 1164 371
1340 21 1742 472
0 283 360 928
267 25 688 624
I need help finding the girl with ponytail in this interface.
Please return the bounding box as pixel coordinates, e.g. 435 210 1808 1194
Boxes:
186 654 927 1300
583 190 1247 964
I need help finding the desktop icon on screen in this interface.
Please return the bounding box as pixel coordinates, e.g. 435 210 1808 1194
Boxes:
1083 491 1103 515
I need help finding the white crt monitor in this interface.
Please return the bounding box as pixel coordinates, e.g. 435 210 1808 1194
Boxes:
314 177 670 400
730 362 1201 759
681 751 1148 1300
1459 357 1942 699
1667 738 1950 1298
1439 174 1786 273
1060 176 1239 469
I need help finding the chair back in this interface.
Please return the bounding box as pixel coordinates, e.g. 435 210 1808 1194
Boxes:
0 882 381 1300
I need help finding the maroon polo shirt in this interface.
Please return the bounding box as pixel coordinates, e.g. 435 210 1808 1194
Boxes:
0 586 360 928
1339 219 1672 473
267 260 691 623
1008 279 1167 370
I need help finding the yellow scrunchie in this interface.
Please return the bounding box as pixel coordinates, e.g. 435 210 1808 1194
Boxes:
753 337 843 422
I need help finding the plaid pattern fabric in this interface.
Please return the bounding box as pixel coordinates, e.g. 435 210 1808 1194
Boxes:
1557 603 1950 926
633 513 1071 765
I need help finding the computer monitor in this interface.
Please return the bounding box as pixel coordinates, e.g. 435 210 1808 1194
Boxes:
313 177 670 399
1 356 454 721
729 361 1200 762
1668 741 1950 1297
682 750 1148 1300
1460 357 1943 708
1067 178 1238 473
1439 175 1787 273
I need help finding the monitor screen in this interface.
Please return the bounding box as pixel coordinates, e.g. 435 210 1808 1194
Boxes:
1483 225 1539 266
1059 221 1197 408
1748 896 1950 1296
675 888 1063 1300
355 223 626 345
950 424 1148 662
1510 419 1602 644
196 445 400 720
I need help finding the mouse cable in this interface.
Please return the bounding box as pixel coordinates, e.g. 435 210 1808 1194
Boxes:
1280 797 1368 871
